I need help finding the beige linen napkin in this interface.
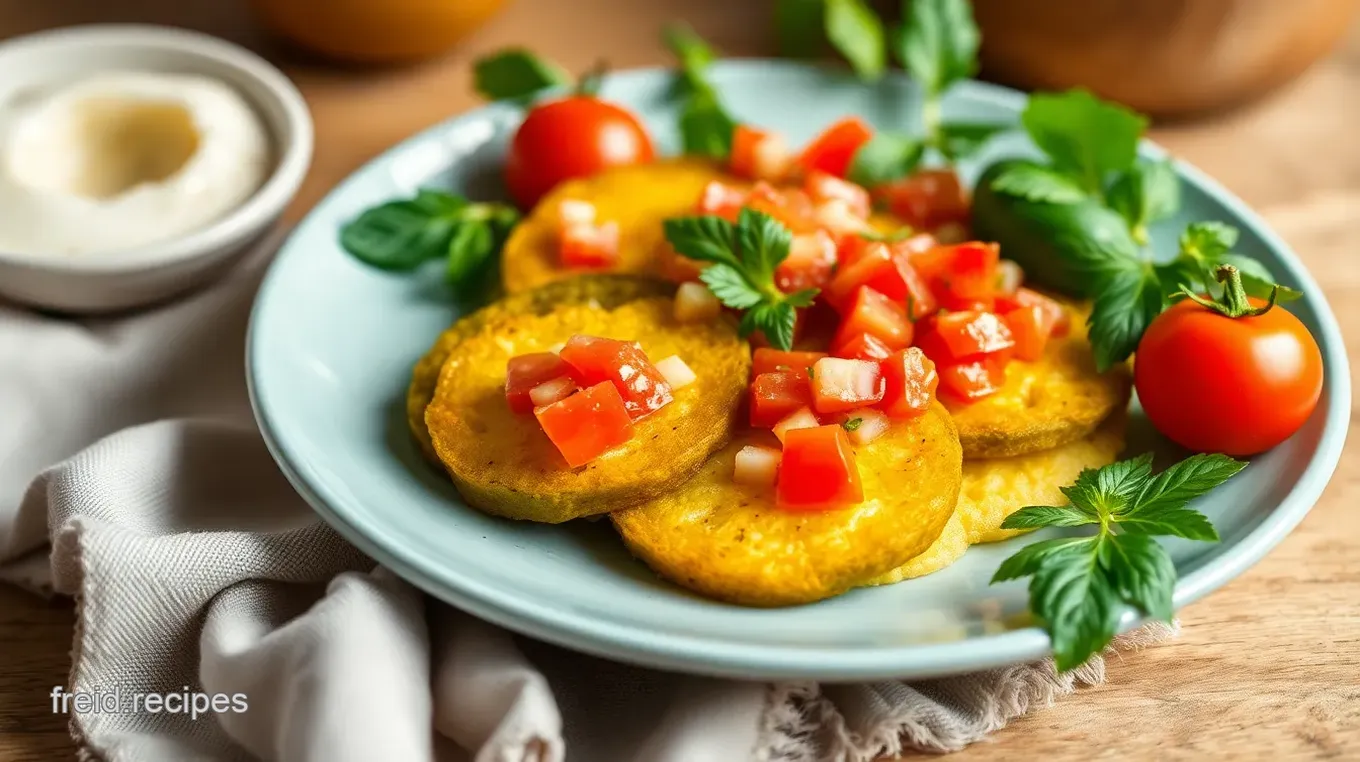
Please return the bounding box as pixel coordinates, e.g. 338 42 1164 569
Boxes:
0 231 1172 762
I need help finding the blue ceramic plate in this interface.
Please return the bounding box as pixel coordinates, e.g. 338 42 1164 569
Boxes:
248 62 1350 680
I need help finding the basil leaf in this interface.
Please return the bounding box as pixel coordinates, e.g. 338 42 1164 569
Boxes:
1021 90 1148 194
1099 533 1176 622
445 220 494 283
1087 260 1164 370
340 198 459 270
1107 158 1180 242
936 121 1010 161
775 0 828 58
894 0 979 96
664 23 717 89
473 49 572 101
825 0 887 81
990 162 1089 204
848 132 924 186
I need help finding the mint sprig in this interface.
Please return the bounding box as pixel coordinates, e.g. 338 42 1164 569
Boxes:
664 25 738 159
992 452 1245 671
663 209 817 350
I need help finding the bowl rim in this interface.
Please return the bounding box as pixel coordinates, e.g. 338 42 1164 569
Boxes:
0 23 313 273
247 61 1352 680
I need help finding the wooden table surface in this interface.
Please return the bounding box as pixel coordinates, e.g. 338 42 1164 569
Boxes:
2 2 1358 760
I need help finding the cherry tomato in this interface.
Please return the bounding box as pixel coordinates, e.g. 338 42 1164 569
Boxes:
505 96 656 209
797 117 874 179
776 425 864 511
559 335 672 420
535 382 635 467
1135 296 1323 456
505 352 576 414
879 348 939 418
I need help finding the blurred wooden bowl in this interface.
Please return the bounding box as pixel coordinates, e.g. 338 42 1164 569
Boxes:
249 0 507 64
972 0 1360 118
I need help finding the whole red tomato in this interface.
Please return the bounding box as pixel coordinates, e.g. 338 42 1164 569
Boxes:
1135 271 1323 456
504 96 655 209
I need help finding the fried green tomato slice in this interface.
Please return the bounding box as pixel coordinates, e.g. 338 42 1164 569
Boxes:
406 275 674 461
501 158 728 293
946 301 1132 459
424 296 749 523
861 411 1126 585
611 404 963 607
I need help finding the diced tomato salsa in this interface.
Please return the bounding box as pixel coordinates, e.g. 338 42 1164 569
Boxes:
559 335 674 420
535 381 635 467
776 425 864 511
505 352 577 414
752 348 827 376
872 169 970 230
750 371 812 428
797 117 874 179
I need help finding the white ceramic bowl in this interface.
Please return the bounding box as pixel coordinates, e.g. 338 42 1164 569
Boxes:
0 24 312 313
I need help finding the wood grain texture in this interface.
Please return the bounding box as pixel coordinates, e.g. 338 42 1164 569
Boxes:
0 2 1356 760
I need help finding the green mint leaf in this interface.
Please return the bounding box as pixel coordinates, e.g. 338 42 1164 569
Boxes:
699 263 763 309
1115 506 1220 542
1028 536 1122 672
1000 505 1100 530
784 288 820 308
1100 533 1176 622
1087 260 1165 370
842 417 863 431
679 94 738 158
664 24 717 88
341 191 467 271
775 0 828 58
1176 223 1303 304
663 216 741 269
736 207 794 285
991 537 1092 583
990 162 1089 204
1021 90 1148 194
473 49 572 101
1107 158 1180 243
1094 453 1154 504
894 0 979 96
1126 453 1245 519
936 121 1010 161
825 0 887 80
848 133 925 186
1179 220 1238 261
740 302 799 351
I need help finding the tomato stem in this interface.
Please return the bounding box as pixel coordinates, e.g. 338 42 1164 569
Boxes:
1176 264 1278 318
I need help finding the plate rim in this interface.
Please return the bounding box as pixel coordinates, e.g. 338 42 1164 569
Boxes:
247 60 1352 680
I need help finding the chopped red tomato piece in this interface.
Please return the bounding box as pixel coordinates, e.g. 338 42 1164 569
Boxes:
836 286 913 350
911 241 1000 306
776 425 864 511
658 241 706 283
937 358 1006 402
832 332 893 362
534 381 635 467
696 181 747 221
1003 304 1058 362
750 371 812 428
560 221 620 268
730 125 790 181
746 182 817 233
823 242 936 320
996 287 1071 338
804 171 871 218
931 311 1016 360
558 335 673 420
811 357 884 414
506 352 576 414
752 348 827 377
879 348 938 418
775 230 837 292
873 169 970 230
797 117 874 179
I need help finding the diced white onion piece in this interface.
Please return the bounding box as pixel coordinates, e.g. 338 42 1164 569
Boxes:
558 199 596 227
812 357 882 407
787 230 837 269
996 259 1024 296
529 376 577 408
734 445 781 487
674 281 723 323
654 355 697 390
814 198 869 237
773 406 820 444
933 221 969 244
752 133 792 182
842 408 890 445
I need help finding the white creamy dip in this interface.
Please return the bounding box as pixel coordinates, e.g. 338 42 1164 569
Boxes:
0 72 271 256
